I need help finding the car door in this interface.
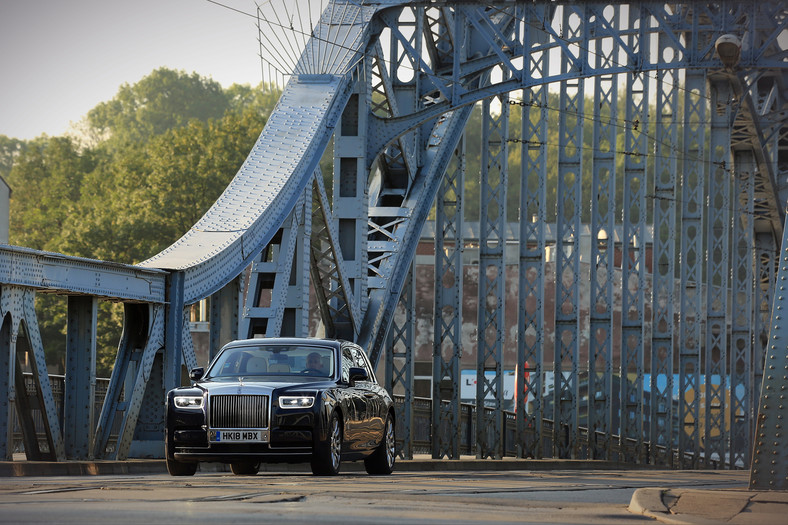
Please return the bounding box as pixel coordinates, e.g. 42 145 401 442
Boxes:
340 345 368 453
348 344 385 450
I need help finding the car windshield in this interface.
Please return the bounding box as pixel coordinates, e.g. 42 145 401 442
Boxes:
206 344 335 379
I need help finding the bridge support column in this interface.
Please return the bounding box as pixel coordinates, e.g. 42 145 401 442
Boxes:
432 134 465 460
64 296 97 459
650 57 680 466
704 79 733 468
679 71 707 469
386 264 414 460
210 276 239 360
476 90 509 460
0 306 11 460
553 5 587 459
730 150 755 469
587 4 618 462
516 6 550 458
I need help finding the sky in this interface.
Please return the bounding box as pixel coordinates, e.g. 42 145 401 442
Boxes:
0 0 267 140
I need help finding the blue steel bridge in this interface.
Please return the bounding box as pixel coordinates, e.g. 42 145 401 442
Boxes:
1 0 787 490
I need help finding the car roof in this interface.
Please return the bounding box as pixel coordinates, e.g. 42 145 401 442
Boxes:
220 337 344 351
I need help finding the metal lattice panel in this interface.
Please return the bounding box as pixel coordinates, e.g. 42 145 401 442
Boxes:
0 2 786 483
619 5 649 463
476 91 508 460
514 4 551 459
587 3 618 461
432 136 465 460
386 265 415 460
678 71 707 469
704 79 733 467
552 4 586 459
730 151 756 469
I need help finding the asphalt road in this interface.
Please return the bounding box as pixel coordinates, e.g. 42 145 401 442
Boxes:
0 468 749 524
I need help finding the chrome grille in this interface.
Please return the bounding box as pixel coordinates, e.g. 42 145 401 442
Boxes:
209 394 269 429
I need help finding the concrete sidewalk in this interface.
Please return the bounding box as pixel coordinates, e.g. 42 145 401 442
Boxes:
629 487 788 524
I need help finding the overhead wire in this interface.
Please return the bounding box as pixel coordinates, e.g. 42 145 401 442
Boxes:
205 1 778 225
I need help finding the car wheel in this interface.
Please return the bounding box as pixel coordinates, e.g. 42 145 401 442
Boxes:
364 412 395 475
166 455 197 476
230 462 260 475
311 411 342 476
165 433 197 476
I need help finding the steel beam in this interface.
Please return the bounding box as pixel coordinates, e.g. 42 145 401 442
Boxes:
678 71 707 469
514 3 551 459
619 4 649 464
386 264 415 459
587 3 618 461
552 4 587 460
64 296 97 459
730 150 756 469
704 79 733 467
432 135 465 460
476 90 508 460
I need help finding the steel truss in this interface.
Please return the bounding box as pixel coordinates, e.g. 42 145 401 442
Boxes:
1 2 787 489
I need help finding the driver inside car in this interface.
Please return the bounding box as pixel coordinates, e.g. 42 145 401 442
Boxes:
306 352 325 374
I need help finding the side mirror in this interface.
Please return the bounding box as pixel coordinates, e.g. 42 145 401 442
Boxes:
348 367 368 385
189 367 204 381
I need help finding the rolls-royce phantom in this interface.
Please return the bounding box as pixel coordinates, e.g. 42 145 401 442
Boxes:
165 338 395 476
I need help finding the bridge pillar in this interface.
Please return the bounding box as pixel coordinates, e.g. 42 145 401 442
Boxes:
0 309 12 460
211 276 239 360
64 296 97 459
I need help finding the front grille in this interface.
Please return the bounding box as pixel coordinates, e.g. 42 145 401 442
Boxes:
209 394 269 429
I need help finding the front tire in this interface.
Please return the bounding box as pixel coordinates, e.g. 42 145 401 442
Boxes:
166 455 197 476
364 412 395 475
311 411 342 476
165 433 197 476
230 462 260 475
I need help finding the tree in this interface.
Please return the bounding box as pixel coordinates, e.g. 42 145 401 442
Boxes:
6 136 94 252
87 68 230 148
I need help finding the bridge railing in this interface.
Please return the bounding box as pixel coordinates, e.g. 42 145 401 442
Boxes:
11 374 121 456
395 395 714 467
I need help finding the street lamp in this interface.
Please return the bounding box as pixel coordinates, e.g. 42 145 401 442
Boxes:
716 34 742 69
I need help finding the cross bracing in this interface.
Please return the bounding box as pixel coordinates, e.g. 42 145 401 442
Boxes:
1 0 787 488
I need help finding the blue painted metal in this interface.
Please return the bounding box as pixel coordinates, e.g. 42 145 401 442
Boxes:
552 3 587 459
432 134 465 460
705 79 733 467
514 3 551 459
0 2 786 483
750 220 788 490
310 171 360 337
678 70 707 469
476 90 508 460
0 246 166 303
650 58 679 467
619 4 649 464
587 2 618 461
0 310 10 460
730 150 756 469
386 264 414 459
64 296 97 459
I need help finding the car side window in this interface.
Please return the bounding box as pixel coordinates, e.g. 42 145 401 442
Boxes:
341 347 353 383
349 345 373 383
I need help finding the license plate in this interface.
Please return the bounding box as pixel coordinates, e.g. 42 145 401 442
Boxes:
210 429 268 443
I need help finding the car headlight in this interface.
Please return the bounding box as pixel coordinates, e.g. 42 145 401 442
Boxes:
173 395 204 409
279 395 315 409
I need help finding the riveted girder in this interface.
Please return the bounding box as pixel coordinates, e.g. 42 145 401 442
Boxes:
2 3 788 486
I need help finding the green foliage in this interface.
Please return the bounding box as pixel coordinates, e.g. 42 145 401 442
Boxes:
87 68 230 148
6 69 280 375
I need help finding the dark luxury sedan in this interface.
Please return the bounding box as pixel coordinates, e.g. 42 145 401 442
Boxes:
165 337 395 476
